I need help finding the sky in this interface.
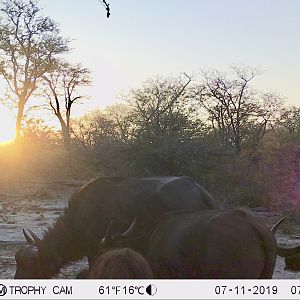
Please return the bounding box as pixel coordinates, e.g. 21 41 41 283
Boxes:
37 0 300 110
1 0 300 135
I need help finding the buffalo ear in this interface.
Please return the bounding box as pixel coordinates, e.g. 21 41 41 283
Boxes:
23 229 35 245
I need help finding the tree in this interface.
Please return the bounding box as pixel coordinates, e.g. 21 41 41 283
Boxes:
194 66 281 154
275 106 300 144
42 61 91 150
124 74 202 141
0 0 69 139
71 108 131 175
21 117 61 147
71 108 120 151
121 74 208 175
104 103 135 143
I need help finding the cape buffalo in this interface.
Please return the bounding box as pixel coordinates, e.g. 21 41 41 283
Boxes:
15 176 217 278
269 218 300 271
87 248 153 279
103 210 285 278
277 244 300 271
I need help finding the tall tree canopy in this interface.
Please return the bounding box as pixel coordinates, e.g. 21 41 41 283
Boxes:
0 0 69 138
193 66 282 154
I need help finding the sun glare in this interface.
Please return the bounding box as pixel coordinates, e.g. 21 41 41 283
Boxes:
0 107 16 144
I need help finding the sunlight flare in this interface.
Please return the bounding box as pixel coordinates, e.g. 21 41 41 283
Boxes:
0 107 16 144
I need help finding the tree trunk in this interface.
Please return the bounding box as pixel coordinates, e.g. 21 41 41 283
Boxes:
60 119 71 150
15 98 26 140
57 114 71 151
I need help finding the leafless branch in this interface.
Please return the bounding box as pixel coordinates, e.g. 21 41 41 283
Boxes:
97 0 111 18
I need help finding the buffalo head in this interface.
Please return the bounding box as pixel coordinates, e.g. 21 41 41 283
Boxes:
87 248 153 279
14 229 42 279
272 217 300 271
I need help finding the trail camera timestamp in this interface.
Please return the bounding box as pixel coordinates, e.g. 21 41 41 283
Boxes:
214 285 278 296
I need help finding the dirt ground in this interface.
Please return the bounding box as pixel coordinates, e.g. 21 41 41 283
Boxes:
0 180 299 279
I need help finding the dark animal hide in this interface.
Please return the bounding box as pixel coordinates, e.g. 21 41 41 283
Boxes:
15 176 217 278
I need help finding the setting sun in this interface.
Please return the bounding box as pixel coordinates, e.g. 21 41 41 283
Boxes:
0 107 16 144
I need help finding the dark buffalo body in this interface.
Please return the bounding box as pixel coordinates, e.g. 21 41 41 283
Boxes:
87 248 153 279
68 176 217 262
116 210 278 278
15 176 217 278
76 176 217 256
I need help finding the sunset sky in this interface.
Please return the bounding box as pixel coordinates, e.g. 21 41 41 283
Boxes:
0 0 300 138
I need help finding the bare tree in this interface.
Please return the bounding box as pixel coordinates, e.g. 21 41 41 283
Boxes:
71 108 121 151
104 104 135 142
42 61 91 150
0 0 69 139
194 66 281 154
124 74 201 141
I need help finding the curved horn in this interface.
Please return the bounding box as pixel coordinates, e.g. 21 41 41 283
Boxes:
272 217 300 258
101 220 116 247
23 229 35 245
271 216 286 234
27 229 41 245
104 220 115 238
120 218 137 238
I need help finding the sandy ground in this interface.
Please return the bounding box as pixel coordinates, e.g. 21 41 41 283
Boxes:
0 180 299 279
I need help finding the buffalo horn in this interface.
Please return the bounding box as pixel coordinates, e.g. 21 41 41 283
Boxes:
101 220 115 247
23 229 35 245
120 218 137 238
27 228 41 245
271 216 286 234
104 220 115 239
